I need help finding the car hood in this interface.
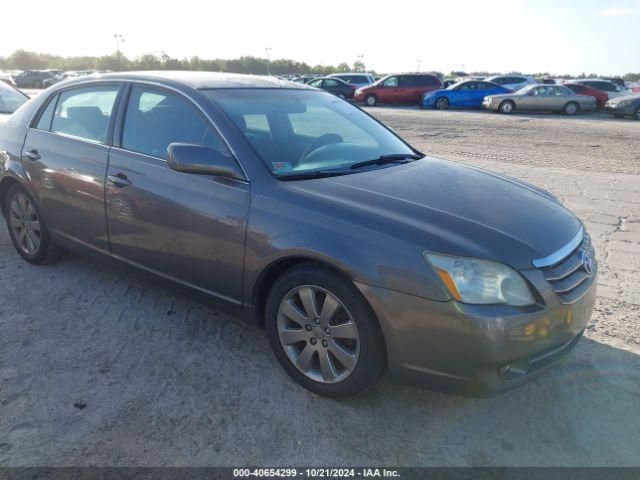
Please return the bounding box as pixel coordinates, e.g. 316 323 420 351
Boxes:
288 158 581 270
608 94 640 105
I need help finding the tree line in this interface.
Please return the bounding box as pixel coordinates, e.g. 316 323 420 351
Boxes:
0 50 365 76
1 50 639 82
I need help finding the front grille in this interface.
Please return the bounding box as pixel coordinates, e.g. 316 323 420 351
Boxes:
538 233 596 304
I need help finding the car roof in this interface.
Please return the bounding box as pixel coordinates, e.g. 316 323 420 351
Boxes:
56 71 314 90
574 78 614 83
486 74 531 79
329 72 372 76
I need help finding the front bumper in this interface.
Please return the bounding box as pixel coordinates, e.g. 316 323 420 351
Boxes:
356 269 597 396
604 104 634 116
482 99 495 110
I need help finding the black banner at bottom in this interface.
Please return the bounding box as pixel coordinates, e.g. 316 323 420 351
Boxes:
0 468 639 480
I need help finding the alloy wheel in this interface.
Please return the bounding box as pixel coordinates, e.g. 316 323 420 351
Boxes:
277 285 360 384
9 194 41 255
435 98 448 110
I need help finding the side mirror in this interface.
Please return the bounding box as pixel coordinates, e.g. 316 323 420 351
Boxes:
167 143 244 181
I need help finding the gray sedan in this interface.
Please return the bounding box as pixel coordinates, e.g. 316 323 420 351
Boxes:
604 94 640 120
0 72 597 398
483 85 597 115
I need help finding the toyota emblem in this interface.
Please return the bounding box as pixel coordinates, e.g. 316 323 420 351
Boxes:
581 250 595 276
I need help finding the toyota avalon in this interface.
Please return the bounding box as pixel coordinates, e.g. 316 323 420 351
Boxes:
0 72 597 397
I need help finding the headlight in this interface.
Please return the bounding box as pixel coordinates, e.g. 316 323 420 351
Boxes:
424 253 536 306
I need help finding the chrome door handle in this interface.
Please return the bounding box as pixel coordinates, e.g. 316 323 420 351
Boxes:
24 149 41 161
107 173 132 188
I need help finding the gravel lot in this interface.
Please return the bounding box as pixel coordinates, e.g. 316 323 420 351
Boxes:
1 105 639 467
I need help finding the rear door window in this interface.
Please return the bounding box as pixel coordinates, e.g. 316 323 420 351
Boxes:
50 85 120 143
121 85 228 159
35 94 58 130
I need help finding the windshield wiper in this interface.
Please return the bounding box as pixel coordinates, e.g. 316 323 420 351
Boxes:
277 169 352 181
349 153 423 170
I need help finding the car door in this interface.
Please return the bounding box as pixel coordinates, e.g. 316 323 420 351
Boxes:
520 86 546 110
548 86 568 110
322 78 343 96
452 82 474 106
377 76 401 102
21 83 123 253
469 82 495 106
105 84 250 306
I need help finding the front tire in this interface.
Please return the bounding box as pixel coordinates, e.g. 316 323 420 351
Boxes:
498 100 515 114
435 97 449 110
634 106 640 121
266 263 385 398
364 94 377 107
3 184 61 264
34 80 43 88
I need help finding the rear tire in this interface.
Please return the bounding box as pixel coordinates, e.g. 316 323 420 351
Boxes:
435 97 449 110
266 263 385 398
3 184 62 264
498 100 515 114
634 106 640 121
563 102 579 115
364 94 377 107
34 80 43 88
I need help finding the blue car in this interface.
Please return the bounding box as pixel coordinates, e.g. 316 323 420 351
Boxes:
421 80 511 110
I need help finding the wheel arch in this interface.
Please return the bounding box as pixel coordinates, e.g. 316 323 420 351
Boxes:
252 255 356 328
564 100 579 112
0 176 23 218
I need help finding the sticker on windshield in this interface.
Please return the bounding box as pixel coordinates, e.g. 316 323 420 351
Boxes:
272 162 293 173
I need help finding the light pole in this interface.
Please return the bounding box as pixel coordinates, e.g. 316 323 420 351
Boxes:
265 47 272 75
114 34 125 61
417 59 422 72
356 54 364 72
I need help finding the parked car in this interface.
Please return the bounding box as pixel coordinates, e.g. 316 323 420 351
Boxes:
604 94 640 120
442 79 457 88
483 85 597 114
292 75 318 84
569 79 627 98
354 73 443 106
0 72 596 398
564 83 609 108
307 77 355 99
484 75 537 92
0 81 29 118
14 70 56 89
604 78 626 89
421 80 511 110
327 73 375 89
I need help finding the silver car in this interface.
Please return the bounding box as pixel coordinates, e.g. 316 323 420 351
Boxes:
483 85 597 115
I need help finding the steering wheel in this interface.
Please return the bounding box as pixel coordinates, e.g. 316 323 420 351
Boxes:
296 133 343 166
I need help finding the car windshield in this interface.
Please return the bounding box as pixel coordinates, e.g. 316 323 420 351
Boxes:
0 83 28 114
203 89 417 178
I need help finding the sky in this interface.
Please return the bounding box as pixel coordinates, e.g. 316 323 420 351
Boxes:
3 0 639 75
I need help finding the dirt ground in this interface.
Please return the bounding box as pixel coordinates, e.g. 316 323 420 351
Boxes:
0 106 639 467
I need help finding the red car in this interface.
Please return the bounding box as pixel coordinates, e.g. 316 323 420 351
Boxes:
564 83 609 108
354 73 443 106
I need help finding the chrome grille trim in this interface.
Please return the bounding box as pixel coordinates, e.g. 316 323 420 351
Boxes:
532 227 584 268
535 229 596 305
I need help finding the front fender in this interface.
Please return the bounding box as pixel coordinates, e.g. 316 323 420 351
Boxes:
243 186 453 306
